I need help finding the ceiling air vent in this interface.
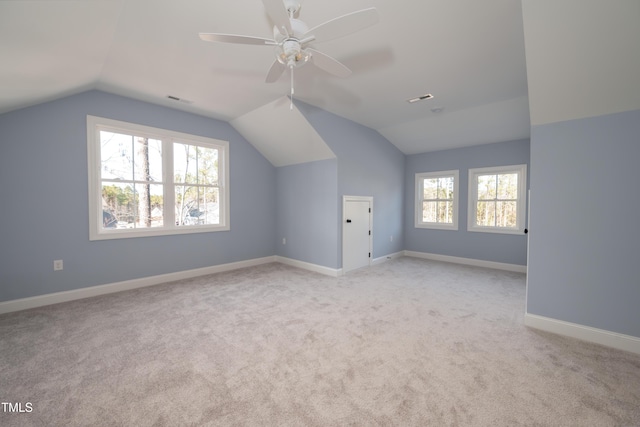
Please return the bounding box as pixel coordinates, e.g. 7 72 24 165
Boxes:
407 93 434 103
166 95 193 104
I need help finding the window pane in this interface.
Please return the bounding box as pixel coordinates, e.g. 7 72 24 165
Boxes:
175 184 196 225
101 183 124 229
202 187 220 225
477 175 496 200
497 173 518 199
133 183 164 228
438 177 454 200
134 137 162 182
422 201 437 222
496 201 517 228
438 201 453 224
174 143 198 184
150 187 164 227
100 131 133 180
198 146 219 185
102 182 135 229
476 201 496 226
176 186 219 226
423 178 438 200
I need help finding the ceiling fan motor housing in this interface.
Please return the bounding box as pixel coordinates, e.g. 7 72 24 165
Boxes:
275 17 311 68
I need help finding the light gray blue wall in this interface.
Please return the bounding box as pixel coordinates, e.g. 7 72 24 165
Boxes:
276 159 339 268
527 109 640 337
404 139 530 266
296 102 405 263
0 90 277 301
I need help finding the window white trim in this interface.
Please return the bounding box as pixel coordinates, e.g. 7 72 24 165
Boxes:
467 164 526 235
87 115 230 241
415 170 459 230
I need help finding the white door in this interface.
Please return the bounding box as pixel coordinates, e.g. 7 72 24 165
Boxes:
343 197 372 273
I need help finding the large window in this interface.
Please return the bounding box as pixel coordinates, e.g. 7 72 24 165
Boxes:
87 116 229 240
468 164 526 234
415 170 459 230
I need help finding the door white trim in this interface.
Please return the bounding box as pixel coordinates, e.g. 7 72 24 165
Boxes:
342 195 373 273
525 189 531 316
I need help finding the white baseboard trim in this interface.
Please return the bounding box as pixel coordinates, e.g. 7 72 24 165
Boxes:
0 256 277 315
525 313 640 355
1 252 523 315
274 256 342 277
371 251 404 266
404 250 527 273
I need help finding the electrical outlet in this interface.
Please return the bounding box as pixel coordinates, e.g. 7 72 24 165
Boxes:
282 238 286 245
390 235 393 242
53 260 63 271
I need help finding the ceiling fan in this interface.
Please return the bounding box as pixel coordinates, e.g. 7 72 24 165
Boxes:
199 0 378 107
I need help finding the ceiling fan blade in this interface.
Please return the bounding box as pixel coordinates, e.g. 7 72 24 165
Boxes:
303 7 378 44
199 33 276 46
307 48 352 78
262 0 292 35
265 60 286 83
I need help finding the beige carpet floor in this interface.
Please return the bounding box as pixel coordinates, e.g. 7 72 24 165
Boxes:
1 257 639 426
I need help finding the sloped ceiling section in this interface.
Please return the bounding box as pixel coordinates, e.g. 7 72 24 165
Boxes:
522 1 640 126
378 96 531 155
0 0 123 111
230 97 335 167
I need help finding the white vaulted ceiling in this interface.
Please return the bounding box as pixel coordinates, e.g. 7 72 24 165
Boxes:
0 0 530 160
231 97 336 167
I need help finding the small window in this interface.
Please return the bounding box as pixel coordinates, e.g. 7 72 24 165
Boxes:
87 116 229 240
468 164 526 234
415 170 459 230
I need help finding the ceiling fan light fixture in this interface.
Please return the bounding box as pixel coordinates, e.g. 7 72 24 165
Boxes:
297 50 311 63
407 93 434 103
275 42 310 68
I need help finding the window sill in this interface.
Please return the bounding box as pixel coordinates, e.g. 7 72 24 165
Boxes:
90 224 230 241
467 226 524 235
415 223 458 231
